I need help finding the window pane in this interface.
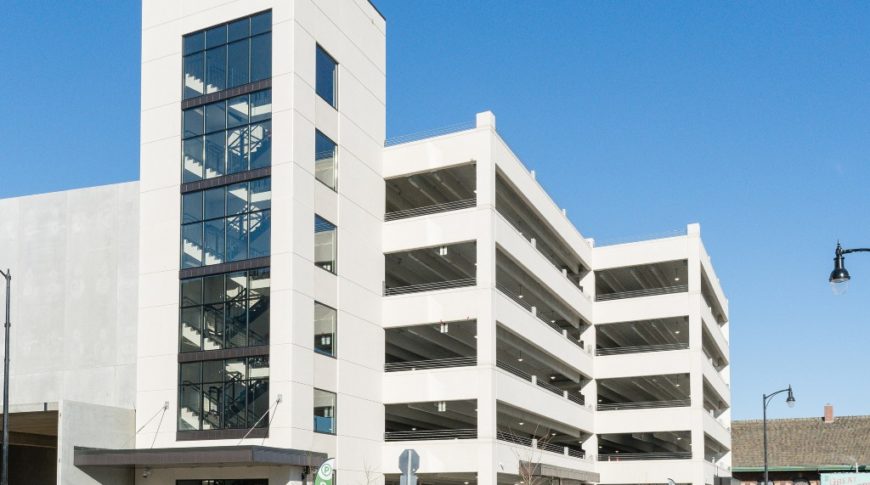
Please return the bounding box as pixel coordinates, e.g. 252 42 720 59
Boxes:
180 307 203 352
315 216 337 274
204 219 226 265
183 32 204 55
313 389 336 434
248 297 269 347
203 187 225 220
181 223 203 268
316 46 337 107
227 95 249 128
227 39 250 88
249 178 271 212
225 271 247 300
205 101 227 134
182 137 204 183
183 53 205 99
315 130 337 190
205 25 227 49
228 18 250 42
205 46 227 94
249 121 271 170
251 11 272 35
203 304 224 350
225 299 248 348
227 127 249 174
250 90 271 122
248 355 270 379
181 361 202 384
314 302 336 356
179 384 201 430
202 274 224 304
226 215 248 262
250 33 271 82
249 211 270 259
182 192 203 224
227 183 248 215
249 268 270 299
183 107 204 138
223 377 247 429
204 132 226 179
248 379 269 427
180 278 203 307
202 381 222 430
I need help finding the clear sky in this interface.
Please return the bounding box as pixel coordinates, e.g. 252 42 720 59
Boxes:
1 1 869 420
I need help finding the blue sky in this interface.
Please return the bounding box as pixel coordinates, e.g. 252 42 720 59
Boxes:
2 1 869 420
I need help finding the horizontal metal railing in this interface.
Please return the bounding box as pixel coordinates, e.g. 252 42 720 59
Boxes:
595 342 690 356
597 451 692 461
496 360 532 381
596 284 688 302
567 392 586 406
384 428 477 442
385 198 476 222
567 448 585 459
597 399 691 411
494 284 586 351
497 361 588 408
384 277 476 296
538 441 565 454
496 431 532 447
385 121 476 147
385 356 476 372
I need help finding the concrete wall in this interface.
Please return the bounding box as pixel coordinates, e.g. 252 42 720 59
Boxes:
0 182 139 410
59 400 136 485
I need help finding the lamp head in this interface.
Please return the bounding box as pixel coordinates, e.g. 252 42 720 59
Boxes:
830 243 851 293
786 385 796 408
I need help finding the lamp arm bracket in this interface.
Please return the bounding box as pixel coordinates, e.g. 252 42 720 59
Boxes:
763 387 790 407
842 248 870 255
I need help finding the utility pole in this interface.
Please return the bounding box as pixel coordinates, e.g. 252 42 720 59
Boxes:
1 269 10 485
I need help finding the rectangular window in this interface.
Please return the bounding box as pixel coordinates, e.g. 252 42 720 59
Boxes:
314 215 337 274
313 389 336 434
315 45 337 108
180 178 271 268
182 11 272 99
314 302 337 357
179 268 270 352
315 130 337 190
178 355 269 431
182 90 272 182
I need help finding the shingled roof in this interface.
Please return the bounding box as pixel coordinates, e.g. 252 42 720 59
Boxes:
732 415 870 469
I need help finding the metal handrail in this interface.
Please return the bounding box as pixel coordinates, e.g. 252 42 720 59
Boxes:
496 431 532 447
536 379 564 397
385 121 476 147
595 343 689 356
567 393 586 406
385 198 476 222
597 399 691 411
567 448 586 459
597 451 692 461
496 360 532 381
385 356 476 372
384 277 476 296
495 283 532 310
596 284 688 302
384 428 476 442
538 441 565 454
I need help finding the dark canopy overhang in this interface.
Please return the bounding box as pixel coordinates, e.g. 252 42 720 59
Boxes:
74 445 327 468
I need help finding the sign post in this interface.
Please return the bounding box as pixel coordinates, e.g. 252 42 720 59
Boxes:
399 449 420 485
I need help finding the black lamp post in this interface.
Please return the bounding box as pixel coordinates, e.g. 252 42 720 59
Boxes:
829 242 870 292
763 385 796 485
0 269 9 485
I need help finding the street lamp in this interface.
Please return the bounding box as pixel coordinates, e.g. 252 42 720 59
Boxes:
0 269 9 485
829 242 870 293
763 385 796 485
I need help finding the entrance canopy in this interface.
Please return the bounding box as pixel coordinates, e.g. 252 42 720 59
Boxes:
74 446 327 468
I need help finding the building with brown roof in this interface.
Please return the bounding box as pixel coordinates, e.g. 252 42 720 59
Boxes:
732 405 870 485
